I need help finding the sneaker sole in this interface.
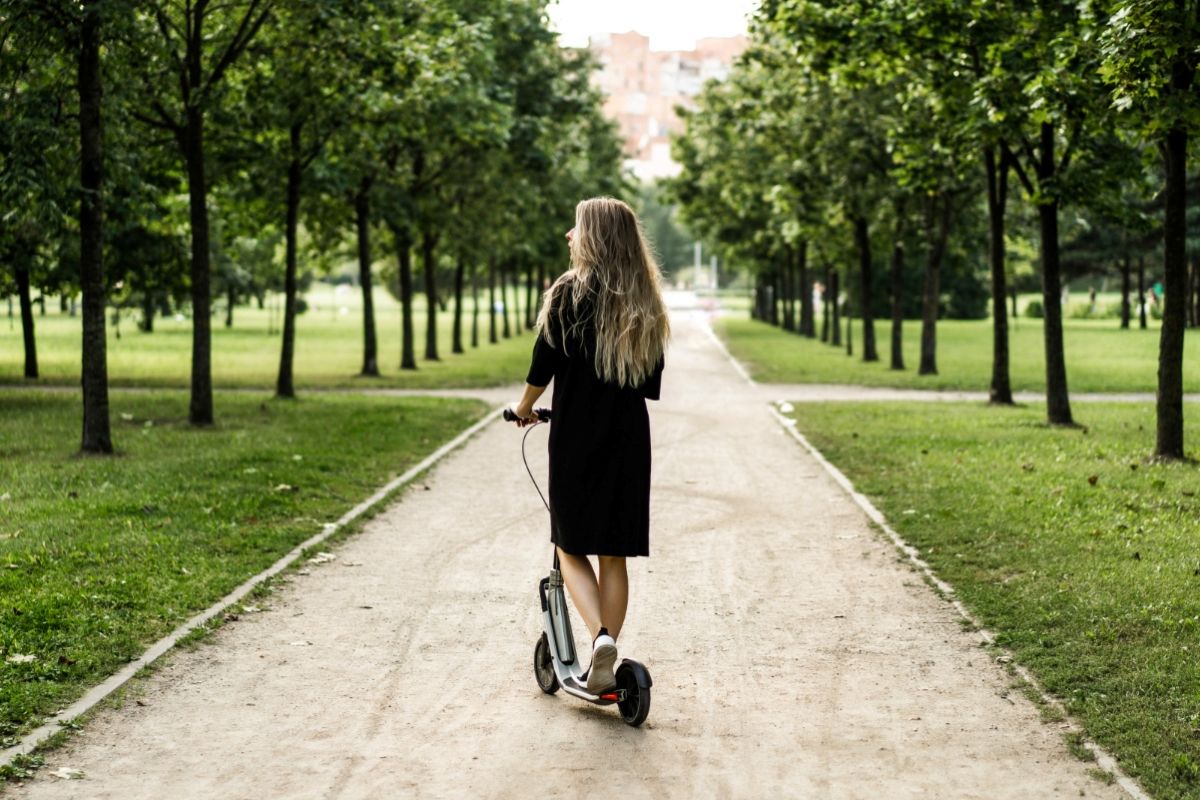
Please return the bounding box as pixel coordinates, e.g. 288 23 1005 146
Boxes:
586 643 618 693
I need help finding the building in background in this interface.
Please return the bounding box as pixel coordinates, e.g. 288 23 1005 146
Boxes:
588 31 747 181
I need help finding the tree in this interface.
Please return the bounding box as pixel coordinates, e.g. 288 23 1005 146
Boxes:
125 0 273 425
1101 0 1199 459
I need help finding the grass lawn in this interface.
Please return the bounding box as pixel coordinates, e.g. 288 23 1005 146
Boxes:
0 287 533 389
716 313 1200 393
782 401 1200 799
0 389 487 758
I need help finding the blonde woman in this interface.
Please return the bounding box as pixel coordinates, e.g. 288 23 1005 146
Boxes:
510 197 669 693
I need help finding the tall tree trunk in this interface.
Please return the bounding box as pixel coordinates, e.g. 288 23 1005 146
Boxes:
1188 255 1199 328
501 261 512 338
1120 256 1131 330
356 179 379 376
524 263 535 330
78 1 112 453
1138 256 1148 329
985 146 1013 404
224 285 234 328
470 261 479 349
183 105 214 425
488 256 498 344
820 266 830 343
830 269 841 346
1036 123 1073 426
142 292 155 332
452 253 465 354
276 124 303 399
782 253 796 332
798 240 813 337
511 266 522 334
1156 123 1187 459
919 192 950 376
769 270 780 326
889 202 905 371
845 299 853 357
15 261 38 379
393 222 416 370
853 216 877 362
421 229 439 361
536 262 546 323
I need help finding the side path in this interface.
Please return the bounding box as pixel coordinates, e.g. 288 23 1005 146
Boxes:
8 311 1124 799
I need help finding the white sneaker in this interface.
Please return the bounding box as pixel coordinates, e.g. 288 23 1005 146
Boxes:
586 634 618 693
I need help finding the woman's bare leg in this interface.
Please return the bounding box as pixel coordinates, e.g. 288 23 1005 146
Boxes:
597 556 629 640
556 548 602 639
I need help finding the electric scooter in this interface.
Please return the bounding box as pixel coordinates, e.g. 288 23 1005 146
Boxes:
504 407 653 727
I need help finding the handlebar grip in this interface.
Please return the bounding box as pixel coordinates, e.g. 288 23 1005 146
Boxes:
504 407 552 422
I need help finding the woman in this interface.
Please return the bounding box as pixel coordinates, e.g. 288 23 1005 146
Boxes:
510 197 669 693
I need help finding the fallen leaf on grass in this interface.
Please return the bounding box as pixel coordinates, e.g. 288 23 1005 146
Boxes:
48 767 84 780
1087 475 1099 486
242 605 261 613
0 492 10 502
307 551 337 565
242 468 259 475
274 484 297 493
5 653 35 664
119 413 134 421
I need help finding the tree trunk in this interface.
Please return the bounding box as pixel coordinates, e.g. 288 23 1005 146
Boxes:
1156 123 1187 459
889 203 905 371
820 267 831 343
452 253 465 354
1138 256 1148 329
15 261 38 379
985 146 1013 404
831 269 841 346
276 125 303 399
69 3 114 460
525 262 535 330
77 1 112 458
853 216 877 362
512 266 522 334
183 105 214 425
393 222 416 370
421 229 439 361
919 192 950 376
845 301 853 357
501 262 512 338
1120 257 1131 330
536 262 546 323
356 180 379 376
798 240 813 337
488 256 498 344
1036 123 1073 426
782 253 795 332
1187 255 1199 328
142 292 155 332
768 271 780 326
470 261 479 349
224 285 234 328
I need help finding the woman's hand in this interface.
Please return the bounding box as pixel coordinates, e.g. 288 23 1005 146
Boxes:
512 401 538 427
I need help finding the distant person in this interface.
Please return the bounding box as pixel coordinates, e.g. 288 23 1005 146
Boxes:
509 197 669 693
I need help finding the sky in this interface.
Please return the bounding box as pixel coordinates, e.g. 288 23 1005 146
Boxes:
546 0 759 52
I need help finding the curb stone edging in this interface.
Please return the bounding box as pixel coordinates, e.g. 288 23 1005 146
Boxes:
766 405 1148 800
0 404 505 771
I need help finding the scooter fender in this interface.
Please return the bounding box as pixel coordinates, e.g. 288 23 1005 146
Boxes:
618 658 653 690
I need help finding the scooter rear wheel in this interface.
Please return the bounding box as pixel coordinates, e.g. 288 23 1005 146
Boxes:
533 633 559 694
616 663 650 726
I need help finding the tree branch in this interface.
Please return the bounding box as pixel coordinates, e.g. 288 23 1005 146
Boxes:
1001 140 1035 196
203 0 272 95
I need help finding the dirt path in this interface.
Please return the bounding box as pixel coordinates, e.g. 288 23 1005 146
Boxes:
8 310 1125 800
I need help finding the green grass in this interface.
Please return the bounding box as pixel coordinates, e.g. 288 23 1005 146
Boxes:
784 401 1200 799
716 312 1200 393
0 389 487 750
0 287 533 389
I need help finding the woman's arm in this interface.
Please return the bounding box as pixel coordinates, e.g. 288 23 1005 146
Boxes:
512 382 548 427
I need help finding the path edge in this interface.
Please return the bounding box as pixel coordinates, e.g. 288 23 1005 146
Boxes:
767 408 1149 800
0 404 506 770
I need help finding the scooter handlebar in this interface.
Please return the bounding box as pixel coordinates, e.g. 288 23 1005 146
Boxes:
504 407 552 423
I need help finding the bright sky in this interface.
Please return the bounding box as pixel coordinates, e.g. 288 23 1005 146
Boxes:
546 0 759 51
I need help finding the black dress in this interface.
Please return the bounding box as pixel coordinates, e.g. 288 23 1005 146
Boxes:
524 286 664 557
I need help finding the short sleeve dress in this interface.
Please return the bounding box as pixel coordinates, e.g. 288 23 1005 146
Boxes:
524 285 665 557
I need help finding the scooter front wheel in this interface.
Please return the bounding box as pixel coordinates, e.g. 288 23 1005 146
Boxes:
533 633 559 694
616 662 650 726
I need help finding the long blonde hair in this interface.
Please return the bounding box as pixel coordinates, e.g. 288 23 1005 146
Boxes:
537 197 670 388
